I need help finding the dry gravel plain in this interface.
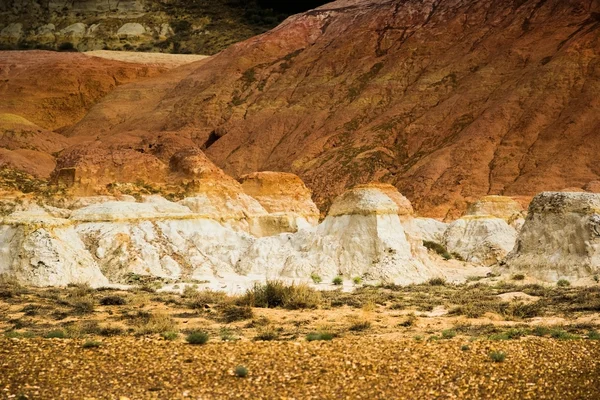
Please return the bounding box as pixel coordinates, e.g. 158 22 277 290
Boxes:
1 278 600 399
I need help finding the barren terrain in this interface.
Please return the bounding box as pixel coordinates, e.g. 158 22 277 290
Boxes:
1 277 600 399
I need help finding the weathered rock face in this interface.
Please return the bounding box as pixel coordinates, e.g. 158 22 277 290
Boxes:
403 218 448 244
0 185 460 287
65 0 600 218
503 192 600 281
239 171 320 235
444 216 517 267
238 184 442 284
0 207 109 287
466 196 526 229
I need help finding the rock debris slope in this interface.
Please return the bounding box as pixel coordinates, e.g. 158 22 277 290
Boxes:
63 0 600 219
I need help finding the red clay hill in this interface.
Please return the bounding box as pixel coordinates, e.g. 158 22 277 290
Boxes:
5 0 600 218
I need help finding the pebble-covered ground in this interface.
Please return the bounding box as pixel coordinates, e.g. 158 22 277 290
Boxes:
2 337 600 399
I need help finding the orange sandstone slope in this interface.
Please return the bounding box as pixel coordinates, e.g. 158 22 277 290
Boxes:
0 50 192 179
66 0 600 218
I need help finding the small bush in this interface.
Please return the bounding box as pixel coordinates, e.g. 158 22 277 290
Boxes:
557 279 571 287
310 273 322 284
133 312 177 336
550 329 578 340
161 331 179 341
511 274 525 281
489 328 528 341
332 276 343 286
352 276 363 285
349 320 371 332
254 327 279 341
44 329 67 339
398 313 417 327
186 331 209 345
306 332 334 341
428 277 446 286
82 340 102 349
220 328 238 342
489 351 506 363
423 241 452 260
99 295 127 306
461 345 470 351
98 325 124 337
221 304 254 323
587 330 600 340
234 365 248 378
441 329 456 339
240 281 321 310
70 297 95 315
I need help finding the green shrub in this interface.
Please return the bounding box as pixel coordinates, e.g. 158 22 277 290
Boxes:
82 340 102 349
310 273 322 284
221 304 254 323
44 329 67 339
557 279 571 287
306 332 334 341
461 345 470 351
234 365 248 378
332 276 343 286
352 276 363 285
511 274 525 281
161 331 179 341
349 320 371 332
186 331 209 345
240 281 321 310
254 327 279 341
489 351 506 363
423 241 452 260
70 297 95 315
428 277 446 286
441 329 456 339
587 330 600 340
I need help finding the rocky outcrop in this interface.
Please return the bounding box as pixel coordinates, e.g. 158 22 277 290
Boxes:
503 192 600 281
444 216 517 267
0 184 461 287
0 206 109 287
62 0 600 219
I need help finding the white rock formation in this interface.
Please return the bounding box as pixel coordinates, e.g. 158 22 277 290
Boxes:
117 23 146 38
0 185 479 287
60 23 87 40
403 217 448 244
0 207 108 287
444 216 517 266
238 186 441 284
503 192 600 281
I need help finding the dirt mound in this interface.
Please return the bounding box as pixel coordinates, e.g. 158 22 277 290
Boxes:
64 0 600 217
